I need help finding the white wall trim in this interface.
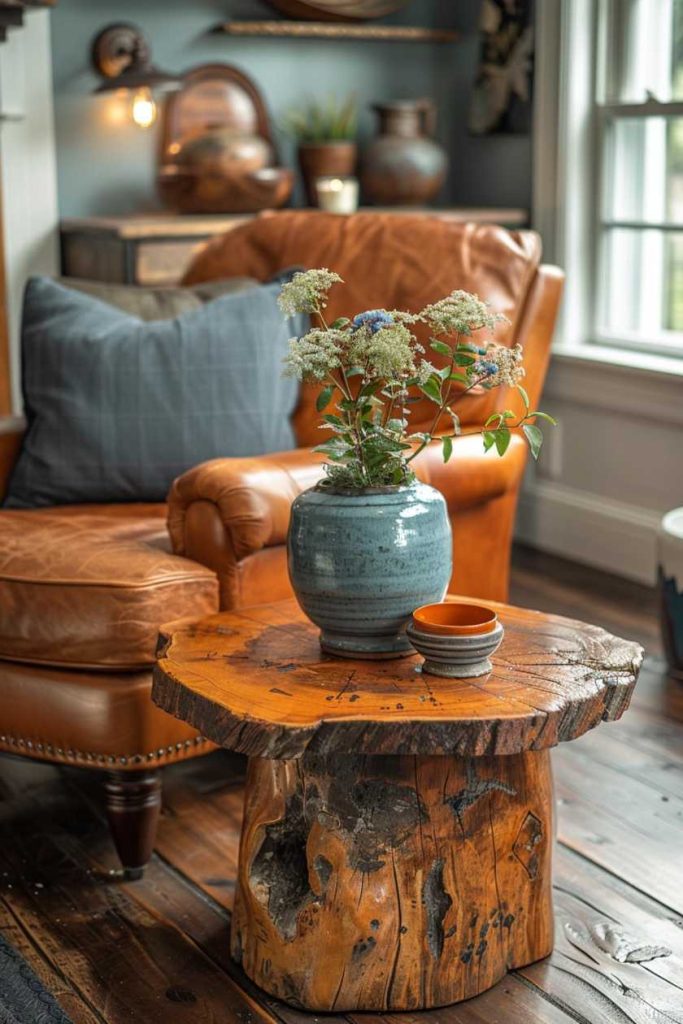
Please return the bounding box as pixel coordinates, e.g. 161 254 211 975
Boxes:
533 0 599 348
532 1 562 264
546 347 683 427
0 10 59 412
516 479 662 584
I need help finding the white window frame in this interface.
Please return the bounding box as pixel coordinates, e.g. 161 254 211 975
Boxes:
534 0 683 364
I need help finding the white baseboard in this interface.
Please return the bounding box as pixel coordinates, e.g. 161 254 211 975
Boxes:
515 480 662 585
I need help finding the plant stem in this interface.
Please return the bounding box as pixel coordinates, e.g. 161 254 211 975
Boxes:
406 363 490 465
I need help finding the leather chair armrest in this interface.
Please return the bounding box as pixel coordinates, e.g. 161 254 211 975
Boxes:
0 416 26 502
167 449 326 568
168 434 526 581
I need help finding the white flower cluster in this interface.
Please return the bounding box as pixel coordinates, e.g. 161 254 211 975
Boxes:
277 269 343 316
481 343 525 386
415 359 437 385
284 329 345 381
421 290 508 336
348 322 417 379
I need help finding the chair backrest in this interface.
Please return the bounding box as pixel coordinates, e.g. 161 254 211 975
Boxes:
183 211 558 447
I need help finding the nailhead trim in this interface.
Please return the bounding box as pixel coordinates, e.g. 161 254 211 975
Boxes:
0 733 208 765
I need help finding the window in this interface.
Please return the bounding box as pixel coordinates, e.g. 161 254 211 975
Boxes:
596 0 683 355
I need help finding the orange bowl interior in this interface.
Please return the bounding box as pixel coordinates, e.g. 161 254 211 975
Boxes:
412 602 498 636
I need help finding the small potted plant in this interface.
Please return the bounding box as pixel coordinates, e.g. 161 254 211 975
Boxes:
279 269 556 658
284 95 357 206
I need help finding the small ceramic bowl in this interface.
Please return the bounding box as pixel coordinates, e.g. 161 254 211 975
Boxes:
407 602 504 678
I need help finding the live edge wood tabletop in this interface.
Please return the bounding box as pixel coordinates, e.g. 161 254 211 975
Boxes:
152 598 643 1014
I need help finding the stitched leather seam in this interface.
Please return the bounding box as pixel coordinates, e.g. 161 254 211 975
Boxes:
0 572 216 589
0 732 209 765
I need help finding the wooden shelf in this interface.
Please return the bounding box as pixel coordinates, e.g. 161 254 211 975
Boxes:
216 20 459 43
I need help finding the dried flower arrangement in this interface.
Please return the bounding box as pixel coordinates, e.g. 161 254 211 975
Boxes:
280 269 555 490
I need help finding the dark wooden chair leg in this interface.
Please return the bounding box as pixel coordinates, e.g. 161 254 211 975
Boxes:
104 770 161 880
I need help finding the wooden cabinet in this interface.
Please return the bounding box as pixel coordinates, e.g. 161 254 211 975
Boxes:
60 208 529 287
60 214 254 287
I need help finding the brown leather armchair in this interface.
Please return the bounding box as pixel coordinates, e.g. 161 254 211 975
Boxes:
0 212 563 878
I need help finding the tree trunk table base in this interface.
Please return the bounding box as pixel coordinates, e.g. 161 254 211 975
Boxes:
233 750 553 1011
152 598 643 1012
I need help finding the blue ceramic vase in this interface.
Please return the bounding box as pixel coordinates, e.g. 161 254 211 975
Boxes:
287 482 452 658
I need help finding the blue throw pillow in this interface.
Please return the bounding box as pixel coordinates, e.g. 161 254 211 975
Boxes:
4 275 307 507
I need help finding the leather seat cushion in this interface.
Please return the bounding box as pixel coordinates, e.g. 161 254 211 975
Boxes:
0 659 213 769
0 504 219 669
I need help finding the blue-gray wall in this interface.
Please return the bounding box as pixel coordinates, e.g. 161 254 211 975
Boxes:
49 0 532 217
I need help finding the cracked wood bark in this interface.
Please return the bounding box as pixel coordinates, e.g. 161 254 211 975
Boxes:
231 750 554 1011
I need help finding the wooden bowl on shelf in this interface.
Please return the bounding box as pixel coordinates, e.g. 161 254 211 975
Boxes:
158 64 293 215
268 0 412 21
158 165 294 215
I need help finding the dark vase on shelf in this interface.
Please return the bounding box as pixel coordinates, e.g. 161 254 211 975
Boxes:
361 99 448 206
298 141 357 206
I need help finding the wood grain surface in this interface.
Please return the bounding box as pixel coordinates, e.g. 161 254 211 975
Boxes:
153 600 643 758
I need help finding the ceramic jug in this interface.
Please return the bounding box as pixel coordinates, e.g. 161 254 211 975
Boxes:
361 99 448 206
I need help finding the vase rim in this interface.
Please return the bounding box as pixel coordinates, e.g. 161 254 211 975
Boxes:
314 482 419 496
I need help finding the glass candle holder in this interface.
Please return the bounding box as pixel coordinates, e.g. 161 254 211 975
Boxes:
315 176 359 214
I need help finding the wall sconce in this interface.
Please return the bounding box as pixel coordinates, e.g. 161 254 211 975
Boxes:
91 23 180 129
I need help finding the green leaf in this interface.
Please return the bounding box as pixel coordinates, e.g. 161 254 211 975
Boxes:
438 365 453 380
448 371 469 384
485 412 503 427
316 385 334 412
385 418 405 433
312 437 348 452
454 352 476 367
441 435 453 462
517 383 530 410
430 340 453 357
312 441 350 462
483 430 496 452
323 413 344 426
345 366 364 378
530 411 558 426
330 317 350 329
494 426 511 457
522 423 544 459
418 379 442 403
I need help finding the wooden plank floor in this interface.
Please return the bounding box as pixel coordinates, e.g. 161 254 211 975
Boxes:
1 545 682 1024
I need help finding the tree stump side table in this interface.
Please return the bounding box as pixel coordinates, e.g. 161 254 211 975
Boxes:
152 599 643 1013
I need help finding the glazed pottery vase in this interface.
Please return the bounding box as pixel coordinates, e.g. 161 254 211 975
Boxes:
658 508 683 679
287 482 452 658
361 100 448 206
298 141 357 206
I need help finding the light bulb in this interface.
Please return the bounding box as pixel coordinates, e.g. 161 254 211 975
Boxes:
131 87 157 129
